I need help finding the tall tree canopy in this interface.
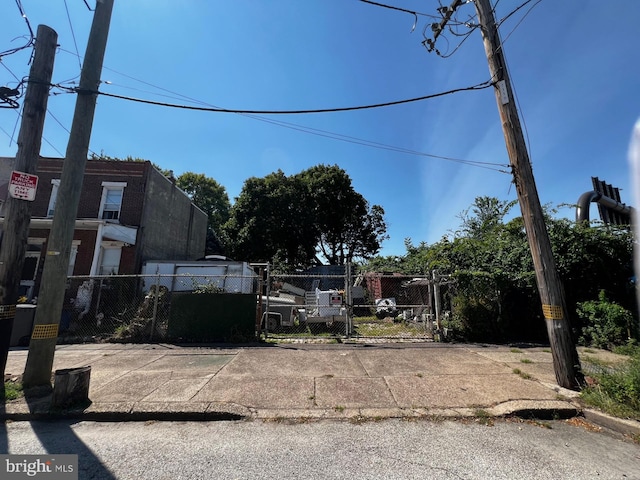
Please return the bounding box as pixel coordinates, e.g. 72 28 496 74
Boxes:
175 172 231 256
223 165 387 268
175 172 231 232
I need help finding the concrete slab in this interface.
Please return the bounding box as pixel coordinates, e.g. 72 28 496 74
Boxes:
355 349 441 376
192 375 315 409
386 374 558 409
138 354 233 373
506 362 558 384
131 401 209 414
315 377 397 408
84 402 135 415
141 377 210 402
88 370 128 393
52 354 108 371
472 350 554 364
221 349 367 377
88 353 164 370
356 348 506 376
90 372 169 403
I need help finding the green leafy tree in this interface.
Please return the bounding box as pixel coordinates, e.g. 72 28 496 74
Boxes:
297 165 387 264
223 170 317 268
224 165 387 268
175 172 231 255
176 172 230 233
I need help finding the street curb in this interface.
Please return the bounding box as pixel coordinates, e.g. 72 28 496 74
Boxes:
1 401 251 423
582 409 640 438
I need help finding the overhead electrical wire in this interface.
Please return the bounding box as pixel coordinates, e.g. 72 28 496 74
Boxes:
63 0 83 71
497 0 542 48
358 0 439 19
0 0 35 59
55 48 507 172
54 49 507 172
59 79 495 115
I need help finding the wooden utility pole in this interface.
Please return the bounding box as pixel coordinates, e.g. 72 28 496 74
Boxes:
473 0 582 389
23 0 114 388
0 25 58 383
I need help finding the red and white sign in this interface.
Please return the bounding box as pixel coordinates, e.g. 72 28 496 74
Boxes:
8 170 39 201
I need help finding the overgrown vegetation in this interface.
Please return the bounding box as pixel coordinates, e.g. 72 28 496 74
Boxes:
580 345 640 420
2 380 23 401
576 291 636 349
363 196 637 345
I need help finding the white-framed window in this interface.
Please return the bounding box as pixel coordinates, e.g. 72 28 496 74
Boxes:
99 182 126 222
47 179 60 217
99 245 122 275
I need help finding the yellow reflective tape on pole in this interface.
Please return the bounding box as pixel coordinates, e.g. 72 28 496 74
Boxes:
542 304 564 320
31 323 59 340
0 305 16 319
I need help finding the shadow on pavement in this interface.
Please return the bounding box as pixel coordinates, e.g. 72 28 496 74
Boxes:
17 389 118 479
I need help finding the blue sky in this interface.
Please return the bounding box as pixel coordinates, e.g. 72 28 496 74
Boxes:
1 1 638 257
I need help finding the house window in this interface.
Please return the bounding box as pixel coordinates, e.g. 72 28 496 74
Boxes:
47 179 60 217
99 182 126 222
99 246 121 275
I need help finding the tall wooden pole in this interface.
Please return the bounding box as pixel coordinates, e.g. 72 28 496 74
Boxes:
23 0 114 388
0 25 58 383
473 0 582 389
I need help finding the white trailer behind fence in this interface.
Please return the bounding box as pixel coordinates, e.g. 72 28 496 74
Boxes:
141 260 257 293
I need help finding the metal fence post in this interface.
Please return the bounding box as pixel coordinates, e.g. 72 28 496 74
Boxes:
149 274 160 342
345 262 352 337
95 277 103 318
433 270 442 341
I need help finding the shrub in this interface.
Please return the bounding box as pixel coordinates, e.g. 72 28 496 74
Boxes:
581 349 640 420
576 291 635 349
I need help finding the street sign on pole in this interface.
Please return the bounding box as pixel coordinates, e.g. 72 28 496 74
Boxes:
8 171 39 201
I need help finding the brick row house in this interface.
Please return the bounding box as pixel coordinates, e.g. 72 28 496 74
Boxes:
0 157 207 300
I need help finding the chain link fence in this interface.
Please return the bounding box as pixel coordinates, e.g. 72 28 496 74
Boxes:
352 273 438 341
56 273 259 343
264 272 350 339
264 269 449 342
18 267 451 345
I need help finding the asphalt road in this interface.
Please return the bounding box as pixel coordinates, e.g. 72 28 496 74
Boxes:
1 418 639 479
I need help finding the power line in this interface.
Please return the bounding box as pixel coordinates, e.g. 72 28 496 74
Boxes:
63 79 495 114
359 0 440 20
497 0 542 47
496 0 539 27
63 0 83 71
55 50 506 171
0 0 35 59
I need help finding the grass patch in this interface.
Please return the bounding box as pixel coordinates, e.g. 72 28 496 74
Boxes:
473 409 494 426
353 319 428 337
513 368 533 380
2 380 23 401
520 358 534 364
583 348 596 354
580 348 640 420
334 405 345 413
510 348 522 353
